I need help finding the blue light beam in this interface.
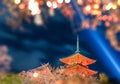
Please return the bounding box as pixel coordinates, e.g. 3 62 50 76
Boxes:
70 0 120 80
82 30 120 80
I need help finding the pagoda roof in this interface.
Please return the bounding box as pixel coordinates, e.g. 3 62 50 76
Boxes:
60 53 96 66
63 64 97 76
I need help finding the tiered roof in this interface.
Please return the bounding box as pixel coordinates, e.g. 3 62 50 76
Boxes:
60 35 97 76
62 64 97 76
60 53 96 66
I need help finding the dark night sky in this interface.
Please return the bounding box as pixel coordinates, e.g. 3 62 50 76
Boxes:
0 11 96 71
0 11 77 71
0 14 105 74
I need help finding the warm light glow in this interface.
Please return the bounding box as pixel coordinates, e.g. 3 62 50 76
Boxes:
92 10 99 15
77 0 83 5
65 0 71 3
28 0 40 15
85 5 91 12
33 72 38 78
107 16 112 21
19 4 25 9
88 0 92 3
49 8 55 16
102 15 108 21
106 3 113 10
105 21 110 27
93 4 99 9
108 3 113 8
34 14 43 25
52 2 58 9
46 1 52 7
39 0 44 5
94 0 100 4
112 4 117 9
14 0 21 4
118 0 120 5
57 0 63 4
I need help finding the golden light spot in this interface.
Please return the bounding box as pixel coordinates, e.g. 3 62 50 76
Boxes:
92 10 101 15
112 4 117 9
118 0 120 5
33 72 38 78
93 4 99 9
14 0 21 4
85 5 91 12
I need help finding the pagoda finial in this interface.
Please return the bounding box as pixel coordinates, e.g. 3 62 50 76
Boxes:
76 35 80 53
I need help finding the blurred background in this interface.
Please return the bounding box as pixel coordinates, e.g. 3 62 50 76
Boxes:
0 0 120 80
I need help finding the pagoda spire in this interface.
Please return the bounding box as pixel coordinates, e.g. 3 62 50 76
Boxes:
60 35 97 76
76 35 80 53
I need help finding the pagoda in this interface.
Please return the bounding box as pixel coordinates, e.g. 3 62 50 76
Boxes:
60 35 97 76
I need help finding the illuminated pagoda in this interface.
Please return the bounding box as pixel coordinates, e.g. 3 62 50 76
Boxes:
60 35 97 76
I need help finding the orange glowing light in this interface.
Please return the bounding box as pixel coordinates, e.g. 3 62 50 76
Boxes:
60 53 96 66
63 65 97 76
93 4 99 9
19 4 25 9
92 10 99 15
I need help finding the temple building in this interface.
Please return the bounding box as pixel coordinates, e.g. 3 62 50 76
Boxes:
60 35 97 76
